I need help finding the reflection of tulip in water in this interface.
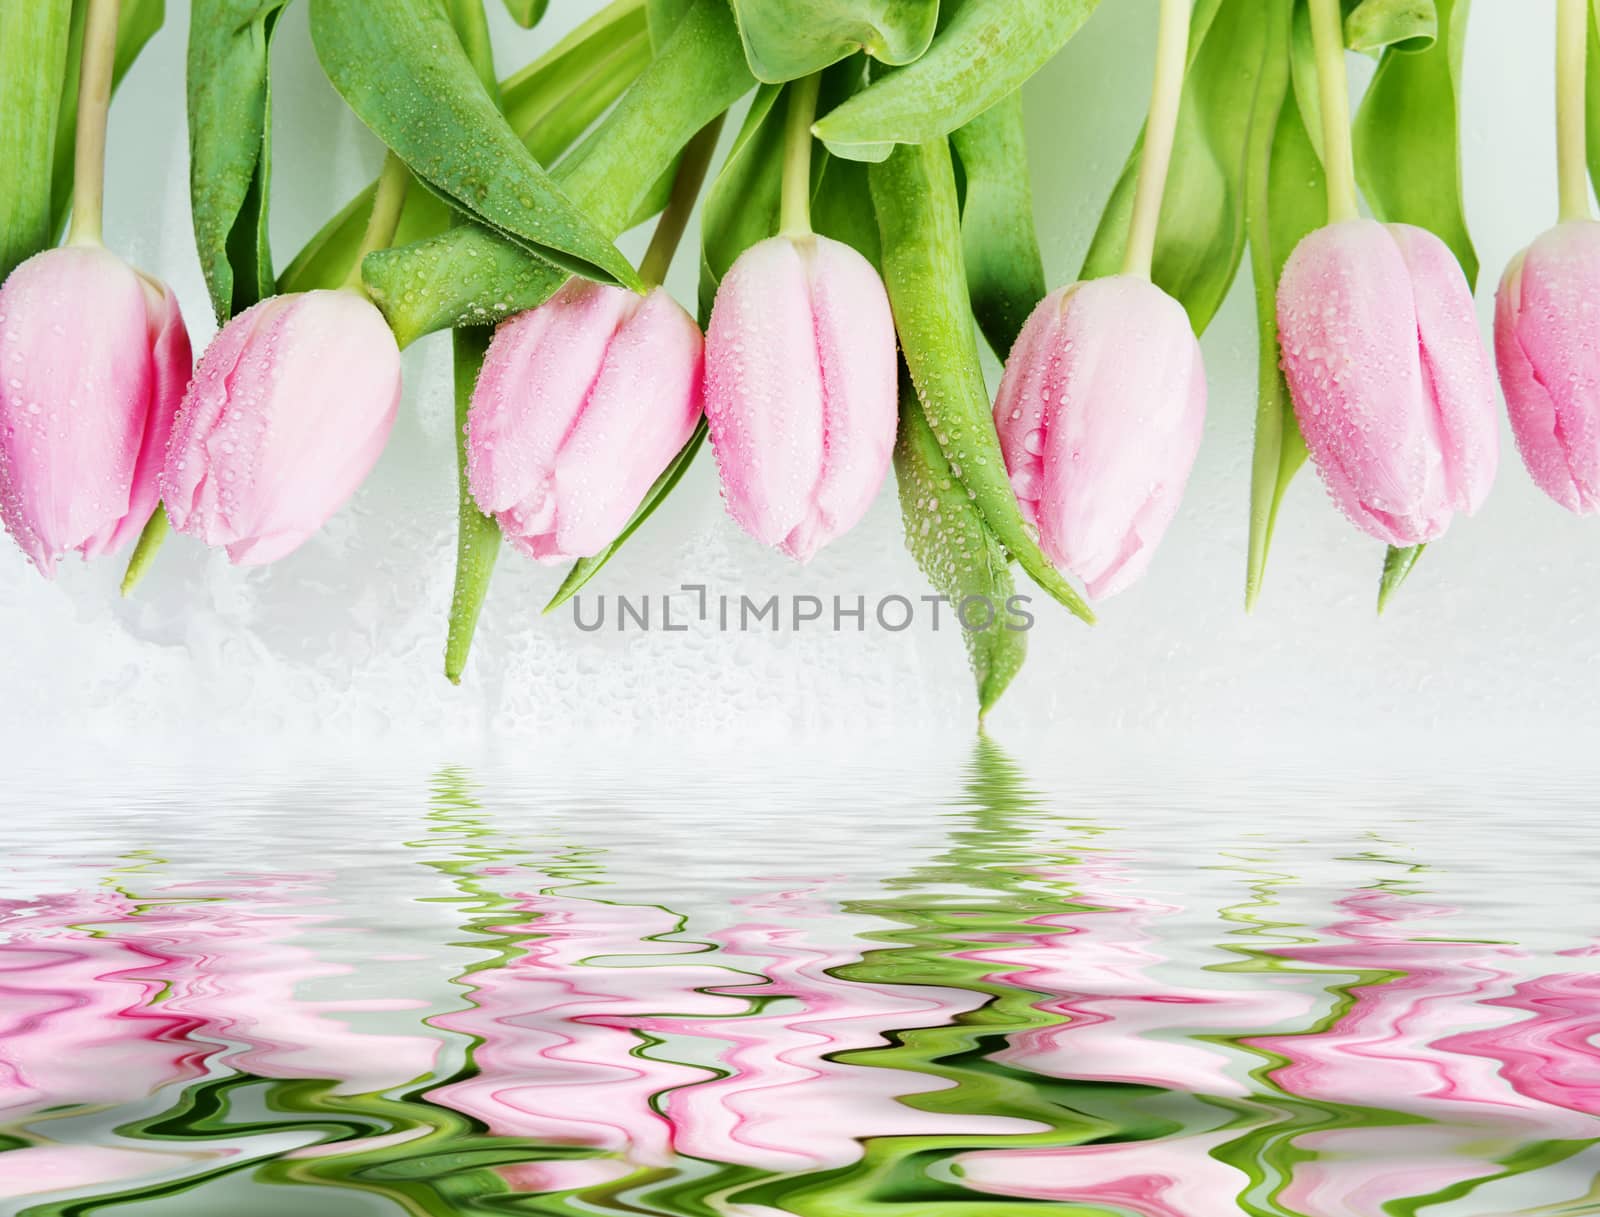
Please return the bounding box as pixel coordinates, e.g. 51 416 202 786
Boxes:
0 873 439 1201
427 886 738 1191
952 862 1298 1210
653 883 1036 1171
1249 891 1599 1214
0 248 190 575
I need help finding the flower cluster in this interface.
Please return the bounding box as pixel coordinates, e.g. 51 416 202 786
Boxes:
1 0 1596 714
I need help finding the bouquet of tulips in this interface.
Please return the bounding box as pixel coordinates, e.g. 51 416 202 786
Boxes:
1 0 1595 717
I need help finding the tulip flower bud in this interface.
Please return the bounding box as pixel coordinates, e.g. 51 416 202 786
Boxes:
161 288 401 565
994 275 1206 600
1494 220 1600 513
703 233 898 562
466 278 703 562
1277 219 1499 545
0 247 191 575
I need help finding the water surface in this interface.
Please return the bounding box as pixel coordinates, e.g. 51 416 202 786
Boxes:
2 745 1596 1215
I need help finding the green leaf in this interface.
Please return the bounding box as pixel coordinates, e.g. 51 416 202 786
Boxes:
813 0 1101 162
1245 4 1324 610
1352 0 1473 604
0 1 72 282
501 0 547 28
1079 0 1264 336
1377 542 1424 612
188 0 293 323
729 0 936 83
308 0 642 290
543 422 707 614
895 380 1026 720
47 0 165 247
647 0 694 47
279 4 650 295
948 91 1046 360
1344 0 1436 53
869 139 1094 626
1588 0 1600 199
364 0 754 346
1352 0 1474 284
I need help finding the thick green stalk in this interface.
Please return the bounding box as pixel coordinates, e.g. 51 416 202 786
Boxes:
66 0 121 246
1559 0 1591 219
1308 0 1359 222
344 153 410 293
779 73 821 235
1121 0 1191 279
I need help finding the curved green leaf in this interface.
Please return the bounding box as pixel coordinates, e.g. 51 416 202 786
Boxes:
869 139 1094 626
729 0 936 83
0 1 72 282
188 0 293 323
280 13 650 294
501 0 547 28
364 0 754 346
895 381 1026 720
1352 0 1474 283
308 0 641 289
813 0 1101 162
1080 0 1265 336
949 91 1045 360
1377 541 1424 612
1245 4 1324 610
1345 0 1435 53
445 327 500 685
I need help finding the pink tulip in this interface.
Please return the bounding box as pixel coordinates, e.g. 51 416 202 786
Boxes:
466 279 702 562
995 275 1206 599
0 247 190 575
704 234 897 562
1494 220 1600 512
160 288 401 565
1277 219 1499 545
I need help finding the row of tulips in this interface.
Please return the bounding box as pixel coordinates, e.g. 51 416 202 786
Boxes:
0 0 1596 713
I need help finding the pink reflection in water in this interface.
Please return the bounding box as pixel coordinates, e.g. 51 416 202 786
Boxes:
655 881 1039 1171
0 873 439 1198
426 885 742 1189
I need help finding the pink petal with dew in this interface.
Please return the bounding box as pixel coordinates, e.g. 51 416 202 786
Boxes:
705 236 827 555
1278 220 1441 544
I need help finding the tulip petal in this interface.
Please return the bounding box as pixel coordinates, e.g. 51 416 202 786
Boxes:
469 279 634 549
1278 220 1441 545
1006 276 1205 600
162 290 401 564
705 236 826 554
1495 221 1600 513
1388 222 1499 517
0 247 162 574
543 287 703 560
792 236 899 563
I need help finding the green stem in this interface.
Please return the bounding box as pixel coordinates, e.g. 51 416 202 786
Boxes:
1307 0 1359 223
65 0 120 246
120 508 168 597
779 73 822 236
1120 0 1190 279
344 152 411 293
638 115 724 286
1559 0 1591 220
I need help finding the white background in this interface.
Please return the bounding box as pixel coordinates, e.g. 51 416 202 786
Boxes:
1 1 1591 761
